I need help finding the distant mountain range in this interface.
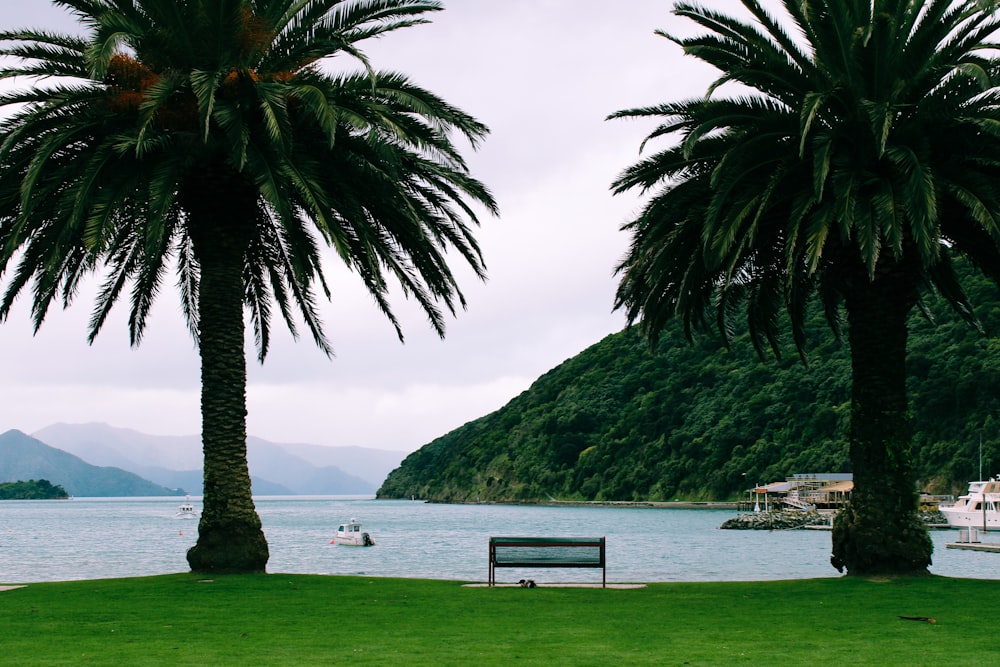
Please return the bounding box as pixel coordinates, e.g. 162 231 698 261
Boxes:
0 423 406 497
0 429 181 496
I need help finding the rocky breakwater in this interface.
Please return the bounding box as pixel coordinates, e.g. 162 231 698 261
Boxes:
721 511 833 530
722 509 948 530
920 509 947 525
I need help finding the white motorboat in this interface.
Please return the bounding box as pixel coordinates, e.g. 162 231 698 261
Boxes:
175 499 199 519
332 518 375 546
940 479 1000 529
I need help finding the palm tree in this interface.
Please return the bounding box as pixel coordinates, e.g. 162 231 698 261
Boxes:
0 0 495 573
611 0 1000 575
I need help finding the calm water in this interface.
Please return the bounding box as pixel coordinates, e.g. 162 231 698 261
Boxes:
1 497 996 584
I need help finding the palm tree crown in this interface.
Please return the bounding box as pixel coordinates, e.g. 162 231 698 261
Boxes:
611 0 1000 575
0 0 496 572
1 0 495 353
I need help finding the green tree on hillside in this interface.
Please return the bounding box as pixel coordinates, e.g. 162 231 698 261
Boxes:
0 479 69 500
611 0 1000 575
0 0 494 573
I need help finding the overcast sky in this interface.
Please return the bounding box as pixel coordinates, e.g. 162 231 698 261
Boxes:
0 1 771 453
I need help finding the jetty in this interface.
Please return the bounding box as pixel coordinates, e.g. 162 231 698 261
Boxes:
947 542 1000 553
946 527 1000 553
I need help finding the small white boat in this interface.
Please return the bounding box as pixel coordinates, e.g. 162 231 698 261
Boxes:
175 499 199 519
332 518 375 546
940 479 1000 529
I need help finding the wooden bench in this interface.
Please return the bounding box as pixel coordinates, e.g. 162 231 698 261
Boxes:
488 536 606 587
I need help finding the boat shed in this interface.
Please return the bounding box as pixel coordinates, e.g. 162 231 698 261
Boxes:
811 479 854 508
749 474 853 511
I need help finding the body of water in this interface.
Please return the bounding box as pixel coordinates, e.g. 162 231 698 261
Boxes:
1 497 996 584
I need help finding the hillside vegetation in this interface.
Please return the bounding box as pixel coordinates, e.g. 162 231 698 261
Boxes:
378 260 1000 502
0 478 68 499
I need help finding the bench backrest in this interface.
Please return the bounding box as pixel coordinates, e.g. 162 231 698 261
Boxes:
489 536 605 568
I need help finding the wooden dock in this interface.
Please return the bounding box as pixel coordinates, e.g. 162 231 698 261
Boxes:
944 527 1000 551
946 542 1000 553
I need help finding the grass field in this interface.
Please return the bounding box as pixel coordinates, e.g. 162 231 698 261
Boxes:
2 573 995 666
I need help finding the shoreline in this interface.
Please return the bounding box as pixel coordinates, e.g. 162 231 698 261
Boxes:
496 499 739 510
421 498 741 509
537 500 738 510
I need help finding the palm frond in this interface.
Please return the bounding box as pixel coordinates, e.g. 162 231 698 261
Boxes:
611 0 1000 361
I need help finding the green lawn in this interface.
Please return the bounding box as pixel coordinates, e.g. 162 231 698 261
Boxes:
1 574 993 666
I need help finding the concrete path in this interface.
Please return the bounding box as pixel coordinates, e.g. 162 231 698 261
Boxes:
463 582 646 589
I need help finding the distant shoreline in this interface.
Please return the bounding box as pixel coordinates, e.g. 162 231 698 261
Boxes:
427 499 740 510
540 500 739 510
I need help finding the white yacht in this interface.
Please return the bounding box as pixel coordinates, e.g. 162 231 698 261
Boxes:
940 479 1000 529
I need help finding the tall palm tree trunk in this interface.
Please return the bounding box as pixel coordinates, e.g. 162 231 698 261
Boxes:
831 262 932 575
186 178 269 573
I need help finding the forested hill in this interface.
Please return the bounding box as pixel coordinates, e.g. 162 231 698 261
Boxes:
378 260 1000 503
0 479 69 500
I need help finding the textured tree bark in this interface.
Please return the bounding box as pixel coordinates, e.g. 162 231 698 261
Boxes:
831 261 931 575
185 175 269 573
